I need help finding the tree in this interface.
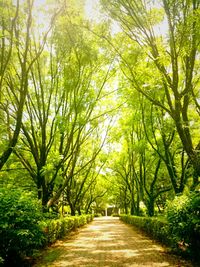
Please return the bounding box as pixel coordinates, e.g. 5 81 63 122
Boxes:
0 0 58 170
141 99 190 194
101 0 200 189
14 5 116 210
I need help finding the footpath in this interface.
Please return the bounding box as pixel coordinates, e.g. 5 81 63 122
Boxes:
34 216 194 267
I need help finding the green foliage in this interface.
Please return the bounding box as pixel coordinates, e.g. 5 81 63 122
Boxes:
0 188 45 265
120 214 171 246
0 187 93 266
166 192 200 258
94 213 102 217
121 200 200 262
0 257 4 266
111 213 119 217
42 214 93 244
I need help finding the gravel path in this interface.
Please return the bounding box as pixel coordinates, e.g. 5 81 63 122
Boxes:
34 217 194 267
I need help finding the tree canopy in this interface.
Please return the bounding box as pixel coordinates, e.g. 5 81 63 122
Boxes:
0 0 199 216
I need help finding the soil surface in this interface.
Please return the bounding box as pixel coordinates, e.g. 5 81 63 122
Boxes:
34 217 195 267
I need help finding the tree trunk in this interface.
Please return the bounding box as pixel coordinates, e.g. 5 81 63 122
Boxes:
147 197 155 217
77 206 81 215
70 203 76 216
124 201 128 214
130 201 135 215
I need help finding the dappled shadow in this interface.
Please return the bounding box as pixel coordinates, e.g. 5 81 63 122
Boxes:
35 217 194 267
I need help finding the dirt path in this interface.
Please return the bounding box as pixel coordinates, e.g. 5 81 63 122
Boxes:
34 217 194 267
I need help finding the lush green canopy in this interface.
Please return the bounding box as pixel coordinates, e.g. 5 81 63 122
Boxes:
0 0 199 216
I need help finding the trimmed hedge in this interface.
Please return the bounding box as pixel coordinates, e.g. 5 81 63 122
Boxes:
41 214 94 244
120 211 200 263
120 215 171 246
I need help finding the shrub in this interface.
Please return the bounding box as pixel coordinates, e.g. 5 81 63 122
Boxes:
94 213 102 217
0 188 45 265
42 214 93 244
166 192 200 259
0 187 94 265
112 213 120 217
120 214 171 246
78 215 87 226
0 257 4 266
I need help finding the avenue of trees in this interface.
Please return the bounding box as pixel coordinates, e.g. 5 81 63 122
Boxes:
0 0 200 217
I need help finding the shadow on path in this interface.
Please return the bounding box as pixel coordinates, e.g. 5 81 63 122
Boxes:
34 217 194 267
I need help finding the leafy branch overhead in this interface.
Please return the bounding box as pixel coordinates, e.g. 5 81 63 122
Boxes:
0 0 199 218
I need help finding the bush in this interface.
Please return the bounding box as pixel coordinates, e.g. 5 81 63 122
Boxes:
166 192 200 259
0 257 4 266
112 213 120 217
0 187 94 265
120 214 171 246
42 214 93 244
94 213 102 217
0 188 45 265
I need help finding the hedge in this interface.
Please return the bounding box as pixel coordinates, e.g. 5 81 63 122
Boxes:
120 214 172 246
41 214 94 244
0 188 94 266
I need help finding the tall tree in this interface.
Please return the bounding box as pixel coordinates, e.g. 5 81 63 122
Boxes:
0 0 58 170
141 99 190 194
101 0 200 188
14 6 116 210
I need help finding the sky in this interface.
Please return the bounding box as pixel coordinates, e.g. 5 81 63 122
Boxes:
84 0 100 21
33 0 101 20
32 0 103 31
84 0 168 36
18 0 167 37
84 0 121 34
